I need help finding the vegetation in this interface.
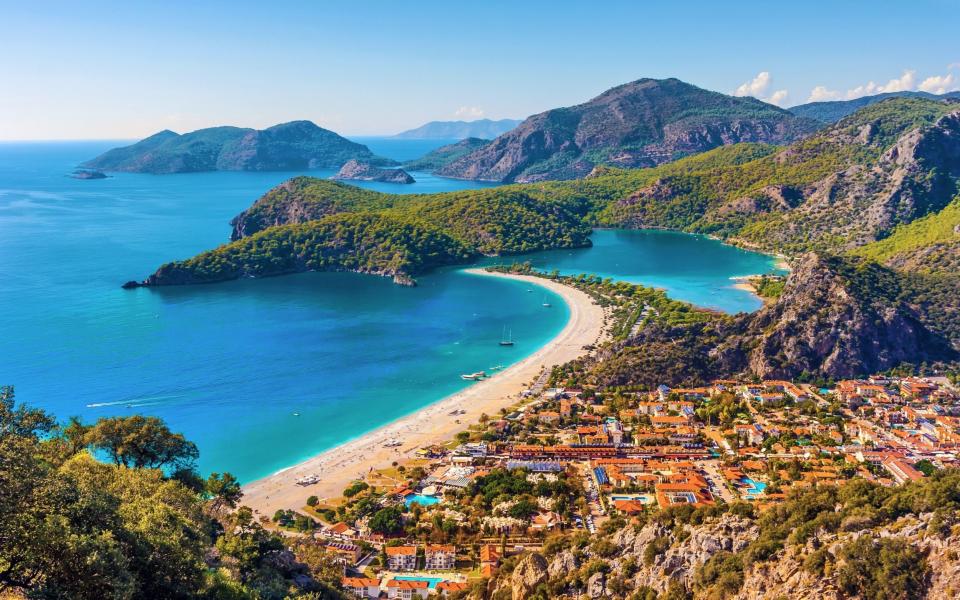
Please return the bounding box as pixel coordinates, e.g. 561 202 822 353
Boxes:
0 386 345 599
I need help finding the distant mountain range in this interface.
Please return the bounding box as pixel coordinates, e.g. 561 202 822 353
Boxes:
788 90 960 123
436 78 821 183
82 121 391 174
391 118 521 140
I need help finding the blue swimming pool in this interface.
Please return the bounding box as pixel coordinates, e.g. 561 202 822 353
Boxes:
404 494 440 507
394 576 445 588
742 477 767 498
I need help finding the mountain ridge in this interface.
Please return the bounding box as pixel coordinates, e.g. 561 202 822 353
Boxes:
436 78 821 183
391 118 521 139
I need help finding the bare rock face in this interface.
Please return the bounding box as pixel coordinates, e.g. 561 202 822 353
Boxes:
548 549 580 579
715 253 958 379
496 552 549 600
331 160 415 184
609 515 758 594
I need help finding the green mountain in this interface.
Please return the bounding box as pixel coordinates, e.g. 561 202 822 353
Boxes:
136 96 960 377
789 90 960 123
82 121 389 174
436 78 821 183
138 187 592 286
403 137 490 171
391 118 521 139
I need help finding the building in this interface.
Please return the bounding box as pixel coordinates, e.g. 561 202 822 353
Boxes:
436 581 469 597
882 457 925 484
341 578 380 599
323 542 362 565
424 544 456 570
385 579 430 600
385 545 418 571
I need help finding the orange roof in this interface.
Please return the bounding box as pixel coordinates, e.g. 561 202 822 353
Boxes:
387 579 429 589
613 499 646 514
481 564 497 577
385 545 417 556
425 544 455 553
480 545 501 563
436 582 469 591
342 577 380 587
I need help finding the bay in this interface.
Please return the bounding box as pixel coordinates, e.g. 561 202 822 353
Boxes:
0 140 778 482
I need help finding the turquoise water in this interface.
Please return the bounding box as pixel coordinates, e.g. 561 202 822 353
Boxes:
404 494 440 507
0 140 779 483
502 228 784 313
742 477 767 498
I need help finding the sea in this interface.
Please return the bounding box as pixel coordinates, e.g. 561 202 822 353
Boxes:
0 138 781 482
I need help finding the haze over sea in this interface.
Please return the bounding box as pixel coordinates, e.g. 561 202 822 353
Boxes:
0 139 779 482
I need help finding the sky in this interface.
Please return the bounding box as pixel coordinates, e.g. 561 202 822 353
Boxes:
1 0 958 140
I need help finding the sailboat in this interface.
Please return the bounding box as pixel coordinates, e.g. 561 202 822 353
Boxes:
542 294 552 308
499 326 514 346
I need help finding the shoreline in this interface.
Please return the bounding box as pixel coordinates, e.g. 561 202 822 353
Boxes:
240 268 607 518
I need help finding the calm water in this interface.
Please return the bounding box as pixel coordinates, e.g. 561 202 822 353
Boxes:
0 140 777 482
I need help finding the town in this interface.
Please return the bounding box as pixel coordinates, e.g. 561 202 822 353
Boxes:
268 374 960 597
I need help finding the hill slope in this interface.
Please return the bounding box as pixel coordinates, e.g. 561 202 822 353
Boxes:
789 90 960 123
391 118 521 139
82 121 387 174
436 78 820 183
403 138 490 171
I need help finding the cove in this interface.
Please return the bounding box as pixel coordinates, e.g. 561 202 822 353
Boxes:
0 141 780 482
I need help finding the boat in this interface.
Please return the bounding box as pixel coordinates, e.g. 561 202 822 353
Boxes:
542 294 551 308
460 371 486 381
499 326 514 346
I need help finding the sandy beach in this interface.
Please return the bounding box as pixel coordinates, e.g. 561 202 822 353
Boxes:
241 269 607 518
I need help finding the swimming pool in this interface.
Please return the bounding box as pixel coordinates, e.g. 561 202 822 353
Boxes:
609 494 655 504
394 576 445 588
742 477 767 498
404 493 440 507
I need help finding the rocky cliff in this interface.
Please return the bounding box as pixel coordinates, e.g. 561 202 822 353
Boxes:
715 253 958 379
331 160 414 183
82 121 387 174
438 78 819 183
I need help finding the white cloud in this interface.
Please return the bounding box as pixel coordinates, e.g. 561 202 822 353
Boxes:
919 73 956 94
767 89 789 106
734 72 772 98
878 70 915 93
733 72 788 106
807 85 841 102
806 69 921 102
454 106 485 119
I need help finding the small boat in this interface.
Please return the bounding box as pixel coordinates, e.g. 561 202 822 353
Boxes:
293 412 300 417
499 326 514 346
542 294 551 308
460 371 486 381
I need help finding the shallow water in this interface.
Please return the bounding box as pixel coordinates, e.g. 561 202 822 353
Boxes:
0 140 779 482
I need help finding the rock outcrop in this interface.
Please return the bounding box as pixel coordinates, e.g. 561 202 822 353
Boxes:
331 160 414 183
715 253 958 379
438 78 819 182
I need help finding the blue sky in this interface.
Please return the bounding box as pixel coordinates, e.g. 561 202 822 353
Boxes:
1 0 958 139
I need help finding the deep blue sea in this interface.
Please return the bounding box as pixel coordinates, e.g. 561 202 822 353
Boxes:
0 139 779 482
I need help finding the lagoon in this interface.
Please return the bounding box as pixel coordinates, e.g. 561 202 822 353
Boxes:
0 140 778 482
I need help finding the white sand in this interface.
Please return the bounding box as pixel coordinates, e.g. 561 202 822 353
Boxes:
240 269 606 517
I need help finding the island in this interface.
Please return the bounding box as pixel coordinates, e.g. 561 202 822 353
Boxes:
80 120 393 174
331 160 415 184
69 168 108 179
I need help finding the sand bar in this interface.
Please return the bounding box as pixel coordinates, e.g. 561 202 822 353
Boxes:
241 269 606 517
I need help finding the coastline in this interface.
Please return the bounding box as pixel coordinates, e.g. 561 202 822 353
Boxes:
240 268 607 518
